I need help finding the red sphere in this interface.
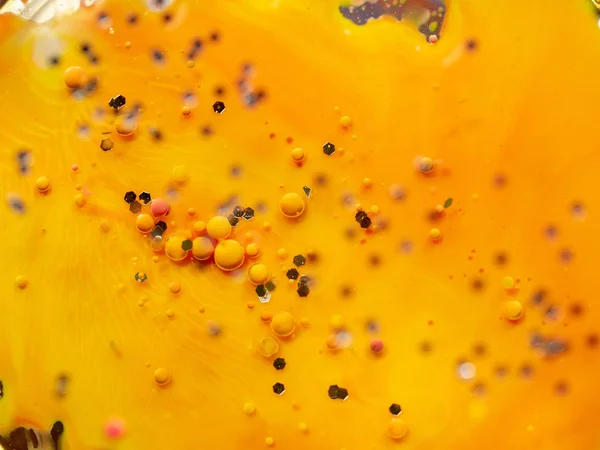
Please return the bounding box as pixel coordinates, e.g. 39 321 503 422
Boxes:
370 339 384 354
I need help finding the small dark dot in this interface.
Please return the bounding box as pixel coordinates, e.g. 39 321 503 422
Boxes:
0 380 3 398
420 341 432 354
233 206 245 218
293 255 306 267
242 207 254 221
495 366 508 378
531 289 547 306
520 364 534 379
369 254 381 267
162 12 173 22
227 214 239 227
49 55 61 66
273 358 286 370
389 403 402 415
152 49 165 63
214 86 225 96
50 421 64 444
545 225 558 240
126 13 138 24
586 334 598 348
181 239 193 251
314 173 328 186
80 42 91 53
555 380 569 396
255 285 268 298
544 305 560 321
493 173 507 188
466 39 477 51
569 303 583 317
297 284 310 297
272 382 285 395
340 285 353 298
472 382 486 396
210 32 220 41
213 101 226 114
559 248 574 264
473 343 486 357
323 142 335 156
286 269 299 280
471 278 485 291
124 191 137 204
156 221 168 232
265 280 276 292
494 252 508 266
139 192 152 204
201 125 214 137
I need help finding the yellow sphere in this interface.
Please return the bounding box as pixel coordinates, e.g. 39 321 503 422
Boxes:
35 176 51 193
15 275 28 289
505 301 523 321
257 336 279 357
114 114 137 136
271 311 296 337
136 214 154 233
280 193 305 218
329 315 344 331
207 216 232 240
153 368 171 386
214 239 245 271
64 66 88 89
169 281 181 294
74 193 85 207
243 402 256 415
291 147 305 162
192 220 206 235
171 165 188 183
248 264 269 285
388 418 407 440
192 237 214 261
165 235 189 261
419 156 435 174
340 115 352 127
430 228 442 241
245 243 260 258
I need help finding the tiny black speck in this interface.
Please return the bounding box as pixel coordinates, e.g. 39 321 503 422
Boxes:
139 192 151 204
297 284 309 297
389 403 402 415
293 255 306 267
242 207 255 220
233 205 245 218
272 382 285 395
286 268 299 280
181 239 193 251
213 101 226 114
227 214 239 227
256 284 267 298
273 358 286 370
328 385 340 399
323 142 335 156
124 191 137 204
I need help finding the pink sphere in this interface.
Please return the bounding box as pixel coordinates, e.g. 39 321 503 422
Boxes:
150 198 170 217
104 417 125 439
71 164 79 171
370 339 384 354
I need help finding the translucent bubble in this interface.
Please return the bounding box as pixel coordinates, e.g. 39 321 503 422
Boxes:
457 362 476 380
147 0 173 12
